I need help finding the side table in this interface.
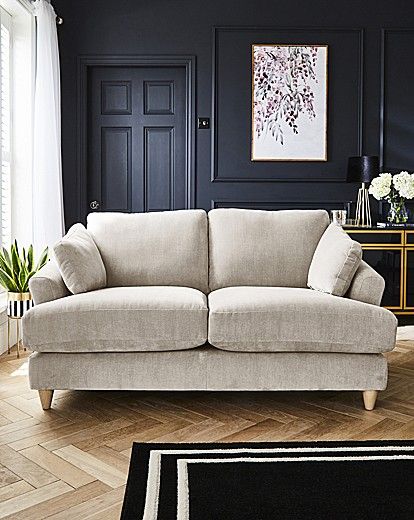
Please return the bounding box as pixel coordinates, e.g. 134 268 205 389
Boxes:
344 225 414 317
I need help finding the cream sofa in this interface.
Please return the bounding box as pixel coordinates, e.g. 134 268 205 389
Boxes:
22 209 397 411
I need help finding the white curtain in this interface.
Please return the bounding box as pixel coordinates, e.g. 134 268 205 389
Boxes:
32 0 64 250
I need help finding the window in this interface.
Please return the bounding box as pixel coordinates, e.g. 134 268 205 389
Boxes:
0 6 11 248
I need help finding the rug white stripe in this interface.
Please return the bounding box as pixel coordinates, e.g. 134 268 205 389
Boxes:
143 450 162 520
177 455 414 520
142 446 414 519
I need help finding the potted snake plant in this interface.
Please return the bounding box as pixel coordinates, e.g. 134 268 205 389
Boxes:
0 241 48 317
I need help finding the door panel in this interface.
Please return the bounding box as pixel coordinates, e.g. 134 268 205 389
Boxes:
101 81 132 115
144 127 174 211
405 249 414 309
101 127 131 211
87 66 186 214
144 81 174 114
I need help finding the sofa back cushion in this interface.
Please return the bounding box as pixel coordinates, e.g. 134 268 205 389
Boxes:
87 210 208 293
208 208 329 291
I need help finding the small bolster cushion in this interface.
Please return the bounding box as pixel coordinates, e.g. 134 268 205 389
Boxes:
308 223 362 297
53 223 107 294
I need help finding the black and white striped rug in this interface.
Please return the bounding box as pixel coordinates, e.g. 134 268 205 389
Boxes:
121 441 414 520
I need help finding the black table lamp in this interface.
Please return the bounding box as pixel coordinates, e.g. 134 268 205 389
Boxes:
347 156 379 226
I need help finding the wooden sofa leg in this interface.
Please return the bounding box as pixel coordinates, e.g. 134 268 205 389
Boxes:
362 390 378 411
38 390 54 410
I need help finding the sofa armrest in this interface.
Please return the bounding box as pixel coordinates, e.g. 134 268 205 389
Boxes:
29 260 70 305
346 260 385 306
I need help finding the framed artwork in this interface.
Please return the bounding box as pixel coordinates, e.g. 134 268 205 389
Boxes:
252 44 328 162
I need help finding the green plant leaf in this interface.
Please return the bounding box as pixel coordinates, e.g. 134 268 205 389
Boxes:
2 247 11 267
0 272 13 292
4 245 18 285
20 261 29 286
11 242 22 278
18 268 27 293
13 240 20 263
27 245 34 272
0 254 13 279
23 270 36 292
35 247 48 272
0 267 18 292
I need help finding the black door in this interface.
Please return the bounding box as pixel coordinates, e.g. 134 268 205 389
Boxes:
87 66 187 214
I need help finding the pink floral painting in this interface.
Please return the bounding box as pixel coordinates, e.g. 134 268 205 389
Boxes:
252 44 328 161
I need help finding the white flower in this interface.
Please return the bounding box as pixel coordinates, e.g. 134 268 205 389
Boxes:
369 173 392 200
393 171 414 199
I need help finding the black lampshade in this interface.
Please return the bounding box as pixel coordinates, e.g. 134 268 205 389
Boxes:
347 156 379 183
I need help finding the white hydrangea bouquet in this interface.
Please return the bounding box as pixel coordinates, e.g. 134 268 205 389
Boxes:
369 171 414 224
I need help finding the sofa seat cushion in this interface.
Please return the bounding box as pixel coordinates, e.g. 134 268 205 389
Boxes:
23 287 208 353
208 287 397 354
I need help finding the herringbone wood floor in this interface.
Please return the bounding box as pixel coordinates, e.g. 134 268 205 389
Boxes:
0 343 413 519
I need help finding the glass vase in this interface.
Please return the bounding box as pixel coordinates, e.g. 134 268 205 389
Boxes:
387 198 408 224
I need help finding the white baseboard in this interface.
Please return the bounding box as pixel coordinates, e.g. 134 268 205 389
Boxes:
0 308 18 355
396 326 414 341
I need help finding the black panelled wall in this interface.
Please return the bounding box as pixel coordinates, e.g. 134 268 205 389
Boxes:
52 0 414 227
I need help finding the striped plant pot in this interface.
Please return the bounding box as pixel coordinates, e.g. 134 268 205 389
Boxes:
7 292 33 318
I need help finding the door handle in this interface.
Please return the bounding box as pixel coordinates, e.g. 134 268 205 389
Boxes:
89 200 100 210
